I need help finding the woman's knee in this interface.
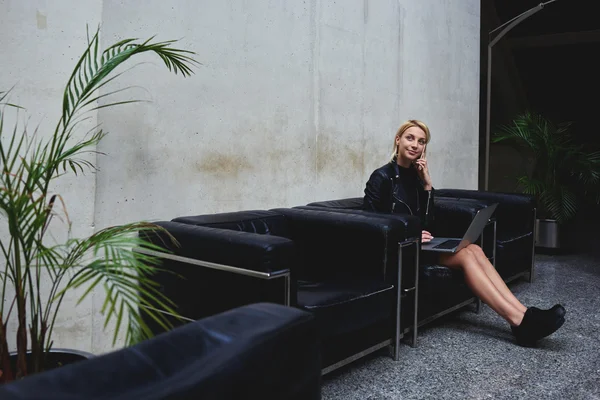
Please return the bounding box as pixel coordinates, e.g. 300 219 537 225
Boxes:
453 246 477 266
458 246 486 269
467 244 486 257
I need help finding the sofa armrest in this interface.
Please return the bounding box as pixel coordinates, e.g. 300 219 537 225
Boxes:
271 207 409 281
435 189 536 235
0 303 321 400
142 221 296 275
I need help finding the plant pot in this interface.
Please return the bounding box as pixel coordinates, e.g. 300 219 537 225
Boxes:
5 348 93 381
535 218 561 249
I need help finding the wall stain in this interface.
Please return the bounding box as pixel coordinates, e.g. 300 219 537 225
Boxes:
316 133 364 175
36 10 47 30
195 152 253 178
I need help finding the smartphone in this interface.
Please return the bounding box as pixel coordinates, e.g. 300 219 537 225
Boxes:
414 144 426 169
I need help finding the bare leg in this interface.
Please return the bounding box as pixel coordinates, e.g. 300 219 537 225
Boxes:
440 247 524 326
466 244 527 313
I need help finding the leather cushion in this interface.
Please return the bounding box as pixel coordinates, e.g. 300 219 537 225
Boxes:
297 280 394 338
172 210 291 238
420 264 464 281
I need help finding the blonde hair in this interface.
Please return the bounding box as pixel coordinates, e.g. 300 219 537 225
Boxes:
390 119 431 161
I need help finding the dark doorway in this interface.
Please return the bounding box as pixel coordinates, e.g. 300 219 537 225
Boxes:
480 0 600 254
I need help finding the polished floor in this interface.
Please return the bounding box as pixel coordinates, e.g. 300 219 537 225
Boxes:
321 250 600 399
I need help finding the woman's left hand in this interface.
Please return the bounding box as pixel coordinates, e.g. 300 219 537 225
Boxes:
415 158 432 188
422 230 434 243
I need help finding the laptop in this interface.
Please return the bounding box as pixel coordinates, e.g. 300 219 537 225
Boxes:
421 203 498 253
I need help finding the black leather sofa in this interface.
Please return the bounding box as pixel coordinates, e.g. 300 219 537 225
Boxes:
295 198 482 328
0 303 321 400
131 188 535 375
137 207 421 375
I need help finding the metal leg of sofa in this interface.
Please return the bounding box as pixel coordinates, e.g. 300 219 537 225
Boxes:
393 238 420 360
326 236 417 371
529 208 537 283
393 242 404 361
484 221 495 314
474 298 482 314
413 297 478 329
481 219 497 267
322 339 392 376
412 240 420 348
471 219 493 315
493 219 497 268
284 273 291 306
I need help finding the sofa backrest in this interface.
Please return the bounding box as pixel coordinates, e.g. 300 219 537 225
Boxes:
305 197 364 210
434 189 536 236
172 210 292 238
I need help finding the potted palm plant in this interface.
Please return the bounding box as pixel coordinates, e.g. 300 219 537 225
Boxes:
0 27 198 382
493 111 600 249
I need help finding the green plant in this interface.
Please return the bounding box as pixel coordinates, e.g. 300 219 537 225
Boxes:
493 111 600 223
0 27 198 382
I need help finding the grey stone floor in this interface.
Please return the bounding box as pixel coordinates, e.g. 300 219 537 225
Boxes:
321 252 600 399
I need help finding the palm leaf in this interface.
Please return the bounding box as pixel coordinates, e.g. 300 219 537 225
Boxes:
48 26 199 180
572 150 600 185
62 28 199 130
494 111 600 223
0 88 25 110
540 186 577 223
49 223 181 346
1 25 198 380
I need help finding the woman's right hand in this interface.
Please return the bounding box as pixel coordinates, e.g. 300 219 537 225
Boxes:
422 230 434 243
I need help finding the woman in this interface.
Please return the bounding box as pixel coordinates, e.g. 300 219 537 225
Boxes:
363 119 565 346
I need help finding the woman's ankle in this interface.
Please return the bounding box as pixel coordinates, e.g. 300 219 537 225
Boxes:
508 310 525 327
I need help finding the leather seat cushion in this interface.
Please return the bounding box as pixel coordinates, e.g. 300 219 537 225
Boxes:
420 264 464 281
297 280 394 338
419 252 463 282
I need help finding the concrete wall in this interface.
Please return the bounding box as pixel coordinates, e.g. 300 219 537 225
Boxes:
1 0 480 354
96 0 481 227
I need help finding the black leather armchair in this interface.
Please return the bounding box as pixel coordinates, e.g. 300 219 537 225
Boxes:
0 303 321 400
138 207 421 374
300 190 537 324
297 198 493 329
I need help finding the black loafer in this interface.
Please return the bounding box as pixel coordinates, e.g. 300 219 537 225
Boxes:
511 308 565 346
529 304 566 322
550 304 566 319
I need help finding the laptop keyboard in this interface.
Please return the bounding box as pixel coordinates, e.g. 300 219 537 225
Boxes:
432 239 462 249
